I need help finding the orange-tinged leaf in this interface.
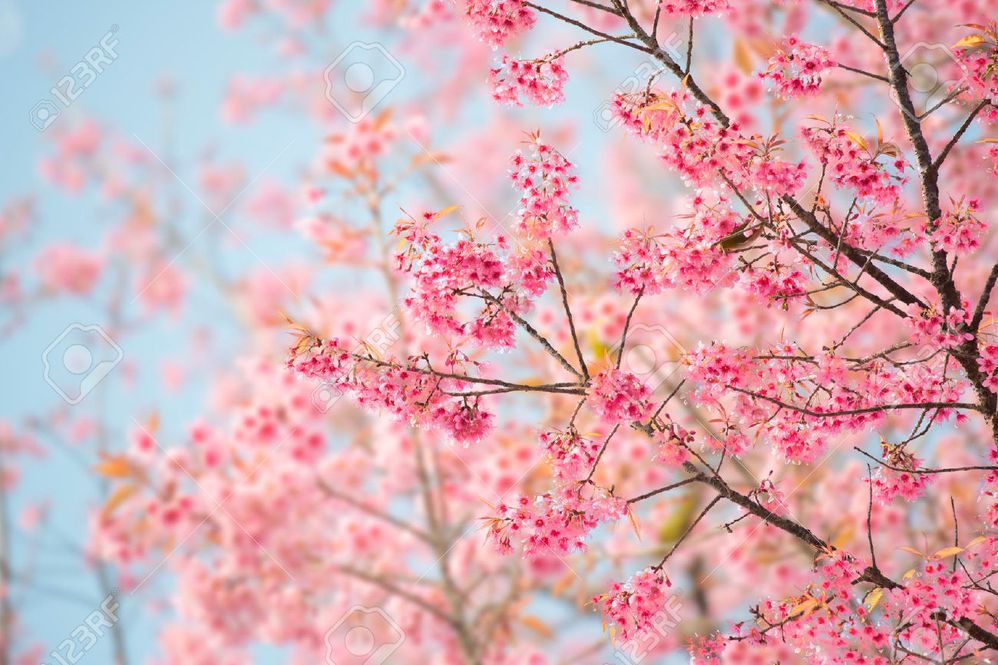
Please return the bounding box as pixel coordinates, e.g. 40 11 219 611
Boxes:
898 546 925 557
875 118 884 145
147 411 160 434
788 598 819 617
627 509 643 542
518 615 554 638
977 137 998 144
845 131 868 152
640 100 678 114
866 587 884 610
551 571 575 597
734 40 753 74
931 546 964 559
953 34 986 49
965 535 988 549
326 160 353 178
831 523 855 549
94 455 133 479
902 568 917 580
101 484 137 519
432 205 461 221
372 108 393 131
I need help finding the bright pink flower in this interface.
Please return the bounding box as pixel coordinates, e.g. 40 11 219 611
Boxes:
593 567 673 641
761 37 836 98
587 368 653 425
464 0 535 49
490 55 567 107
659 0 729 16
510 134 579 239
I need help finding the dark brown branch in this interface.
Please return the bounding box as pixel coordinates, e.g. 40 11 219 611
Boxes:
866 465 879 572
836 62 890 83
616 287 644 369
524 2 648 55
468 289 584 379
627 475 701 504
854 447 998 475
549 240 590 380
653 496 721 569
933 101 990 172
727 385 979 417
972 261 998 332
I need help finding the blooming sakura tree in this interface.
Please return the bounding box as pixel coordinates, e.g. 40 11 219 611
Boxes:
281 0 998 663
12 0 998 664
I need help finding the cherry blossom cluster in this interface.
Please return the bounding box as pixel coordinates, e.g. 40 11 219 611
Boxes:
398 223 508 339
842 203 917 256
802 118 907 205
490 55 568 107
288 335 498 445
510 135 580 238
924 198 986 253
955 26 997 118
659 0 729 17
870 441 932 503
905 302 974 351
705 538 998 663
507 247 554 296
980 341 998 392
613 89 753 189
540 427 602 481
760 37 836 98
653 416 694 468
686 341 967 464
485 486 628 558
613 89 811 212
586 368 654 425
464 0 535 49
612 227 671 296
737 258 808 305
748 155 808 196
691 552 881 662
592 567 673 641
613 196 743 296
